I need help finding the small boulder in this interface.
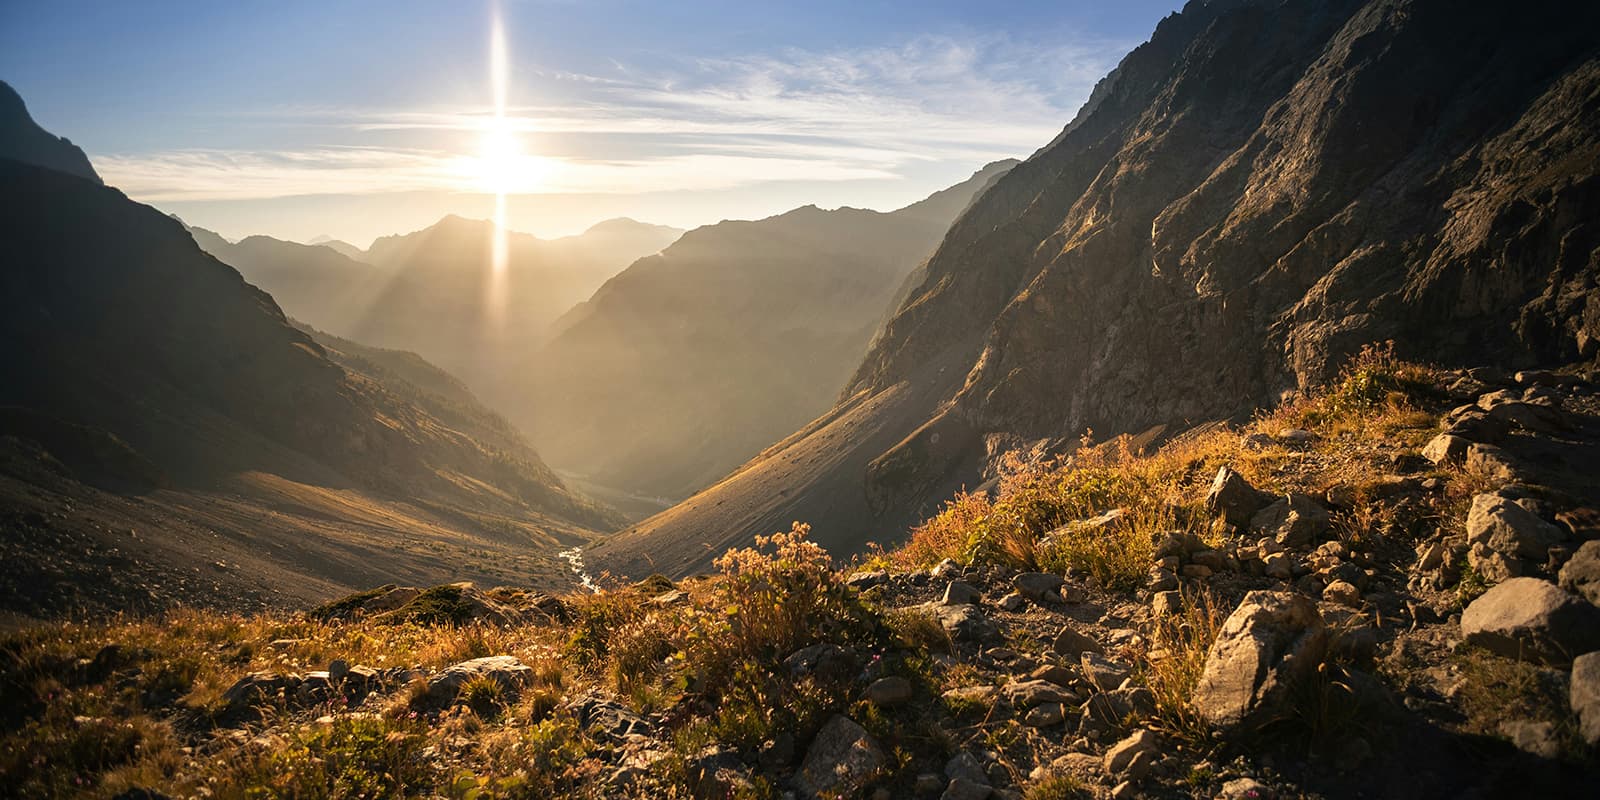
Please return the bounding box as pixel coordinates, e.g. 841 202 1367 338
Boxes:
426 656 533 704
1206 467 1270 528
793 716 885 800
1558 540 1600 605
1013 572 1066 604
998 592 1028 612
864 676 913 708
1079 652 1131 691
1053 626 1105 659
1103 729 1158 775
1151 591 1182 617
1322 580 1361 608
941 777 993 800
1498 720 1562 759
221 672 299 712
931 604 1000 643
1570 651 1600 747
942 581 982 606
1460 578 1600 665
846 571 890 590
1421 434 1470 466
1005 679 1078 708
944 752 989 785
1193 591 1327 730
1250 494 1331 549
1022 703 1067 728
1441 404 1510 442
1466 492 1567 571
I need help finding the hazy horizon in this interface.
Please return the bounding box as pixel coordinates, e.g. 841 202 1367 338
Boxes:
0 0 1182 244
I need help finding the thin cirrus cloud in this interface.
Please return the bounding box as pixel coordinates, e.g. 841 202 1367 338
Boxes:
95 34 1128 203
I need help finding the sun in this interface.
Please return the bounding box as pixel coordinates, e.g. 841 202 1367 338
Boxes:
470 117 546 195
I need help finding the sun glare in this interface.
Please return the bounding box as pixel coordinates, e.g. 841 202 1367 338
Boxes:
485 5 512 327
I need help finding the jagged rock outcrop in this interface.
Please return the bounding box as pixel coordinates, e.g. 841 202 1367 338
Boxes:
593 0 1600 576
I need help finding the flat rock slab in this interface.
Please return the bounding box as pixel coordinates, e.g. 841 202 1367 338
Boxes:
1461 578 1600 665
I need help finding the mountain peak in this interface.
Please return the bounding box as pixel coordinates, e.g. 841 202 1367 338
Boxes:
0 80 101 184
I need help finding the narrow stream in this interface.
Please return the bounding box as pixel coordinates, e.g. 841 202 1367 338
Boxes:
559 546 600 593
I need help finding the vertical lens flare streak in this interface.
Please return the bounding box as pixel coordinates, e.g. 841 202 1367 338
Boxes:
487 4 510 328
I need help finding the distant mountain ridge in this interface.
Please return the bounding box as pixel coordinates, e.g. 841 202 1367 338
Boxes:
514 160 1017 500
190 215 682 404
590 0 1600 577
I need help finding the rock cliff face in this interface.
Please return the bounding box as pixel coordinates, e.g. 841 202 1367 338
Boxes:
591 0 1600 576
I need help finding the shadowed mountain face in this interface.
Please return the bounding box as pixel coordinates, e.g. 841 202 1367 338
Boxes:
0 93 626 617
188 216 682 401
591 0 1600 577
0 81 99 184
515 161 1016 500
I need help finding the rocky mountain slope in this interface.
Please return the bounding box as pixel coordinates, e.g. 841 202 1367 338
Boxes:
517 161 1015 500
590 0 1600 578
9 356 1598 798
0 85 615 619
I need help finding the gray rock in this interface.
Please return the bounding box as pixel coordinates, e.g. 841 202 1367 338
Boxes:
944 752 989 785
785 643 856 680
1053 626 1105 659
794 716 885 800
931 604 1000 643
1013 572 1066 604
1461 577 1600 665
1322 580 1361 608
942 777 993 800
998 592 1028 612
1151 590 1182 616
1421 433 1470 465
864 676 913 707
1028 664 1077 687
845 570 890 590
1207 467 1270 528
1022 702 1067 727
1193 591 1327 730
571 695 653 741
1262 552 1294 580
1465 443 1521 482
1441 404 1509 442
1570 652 1600 747
1079 652 1131 691
221 671 300 711
942 581 982 606
1558 540 1600 605
1466 492 1566 572
1220 777 1271 799
1005 679 1078 707
1102 729 1157 774
915 773 945 795
931 559 962 578
1498 720 1562 759
1250 494 1330 548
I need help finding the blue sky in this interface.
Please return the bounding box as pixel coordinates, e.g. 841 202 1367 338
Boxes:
1 0 1183 245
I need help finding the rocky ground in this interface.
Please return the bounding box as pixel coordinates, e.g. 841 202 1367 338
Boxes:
3 357 1599 798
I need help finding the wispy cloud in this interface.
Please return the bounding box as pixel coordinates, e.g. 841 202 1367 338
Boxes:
96 33 1127 202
